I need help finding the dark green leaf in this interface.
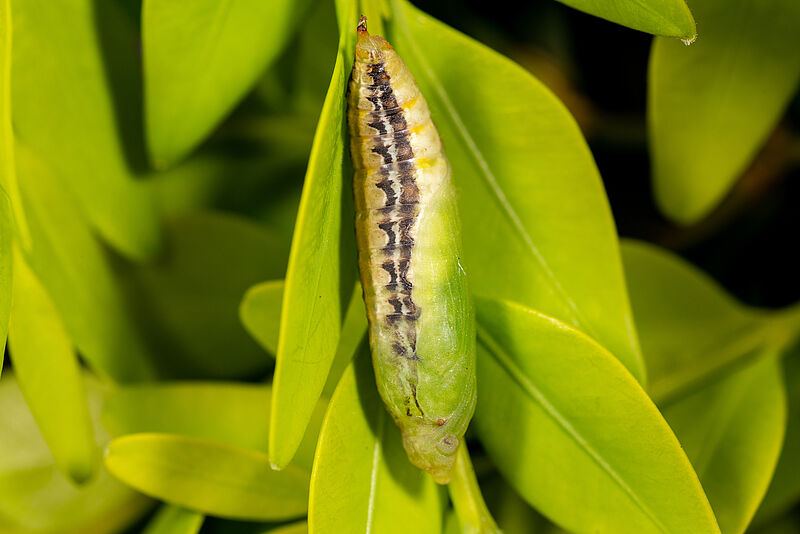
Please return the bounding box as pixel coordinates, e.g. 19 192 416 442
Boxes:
649 0 800 223
126 212 288 379
755 349 800 524
621 240 783 403
474 297 719 534
142 0 310 166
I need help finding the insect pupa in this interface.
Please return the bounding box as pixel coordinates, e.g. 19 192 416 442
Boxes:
347 16 476 484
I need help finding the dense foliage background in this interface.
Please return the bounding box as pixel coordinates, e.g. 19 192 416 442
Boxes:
1 0 799 533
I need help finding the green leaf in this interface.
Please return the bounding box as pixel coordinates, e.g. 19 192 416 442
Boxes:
473 297 719 534
264 522 308 534
11 0 160 260
648 0 800 223
142 0 310 167
15 143 155 383
0 0 27 250
621 240 786 403
104 433 309 521
554 0 695 39
103 383 271 453
102 382 325 472
0 190 10 365
448 446 501 534
309 346 443 534
662 355 785 534
1 0 16 365
0 373 153 533
240 280 285 357
269 0 359 469
7 250 96 484
142 504 204 534
388 0 645 382
755 349 800 524
481 475 553 534
126 212 288 379
622 240 794 533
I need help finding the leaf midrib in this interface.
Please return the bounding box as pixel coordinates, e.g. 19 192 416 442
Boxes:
476 324 671 533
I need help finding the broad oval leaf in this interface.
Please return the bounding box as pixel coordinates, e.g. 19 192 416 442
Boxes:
755 348 800 525
555 0 695 39
0 373 153 533
309 347 443 534
662 354 785 534
622 240 790 533
240 280 285 358
105 433 309 521
269 0 359 469
621 240 783 403
0 190 10 365
126 212 288 379
649 0 800 223
388 0 644 382
102 382 325 472
8 250 96 484
473 297 719 534
142 0 310 167
0 0 15 362
15 143 155 383
142 504 204 534
12 0 160 260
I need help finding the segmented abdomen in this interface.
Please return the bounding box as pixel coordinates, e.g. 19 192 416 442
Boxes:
348 21 475 484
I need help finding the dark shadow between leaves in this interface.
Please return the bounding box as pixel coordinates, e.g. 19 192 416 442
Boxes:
91 0 150 174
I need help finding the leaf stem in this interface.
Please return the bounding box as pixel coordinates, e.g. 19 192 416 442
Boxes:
448 444 502 534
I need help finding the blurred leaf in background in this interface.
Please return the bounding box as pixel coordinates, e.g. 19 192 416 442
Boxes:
0 373 153 533
649 0 800 224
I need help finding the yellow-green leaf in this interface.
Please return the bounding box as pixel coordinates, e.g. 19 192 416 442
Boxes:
269 0 358 469
142 504 204 534
621 240 787 403
649 0 800 223
102 382 325 472
556 0 695 39
474 297 719 534
662 355 785 534
105 433 309 521
388 0 645 382
0 373 153 533
0 190 10 366
755 349 800 525
15 144 155 383
142 0 310 167
240 280 285 358
309 347 443 534
12 0 160 260
8 250 96 484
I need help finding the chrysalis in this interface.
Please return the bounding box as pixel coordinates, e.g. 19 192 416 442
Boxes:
347 16 476 484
